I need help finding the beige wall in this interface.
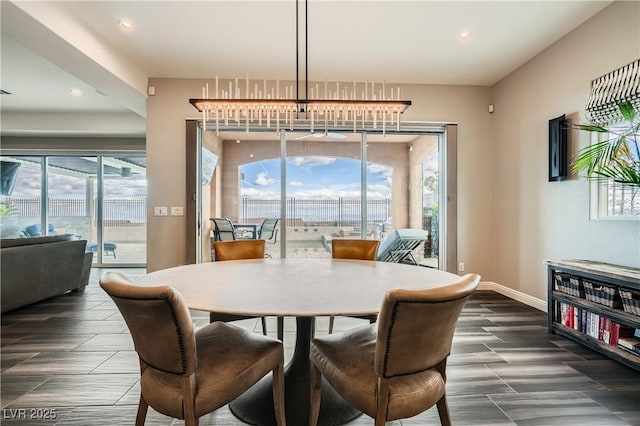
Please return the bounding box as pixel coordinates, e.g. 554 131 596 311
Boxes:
146 78 493 275
145 2 639 298
492 0 640 300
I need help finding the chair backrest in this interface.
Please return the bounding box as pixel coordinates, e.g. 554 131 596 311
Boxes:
258 218 279 243
100 271 197 376
211 218 236 241
331 239 380 261
213 239 266 261
24 224 42 237
374 273 480 378
376 228 427 263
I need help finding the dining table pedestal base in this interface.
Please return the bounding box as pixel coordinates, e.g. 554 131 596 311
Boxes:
229 317 362 426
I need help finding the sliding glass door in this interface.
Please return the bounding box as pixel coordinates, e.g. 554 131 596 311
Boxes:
100 156 147 265
195 124 449 268
0 153 146 267
0 157 42 238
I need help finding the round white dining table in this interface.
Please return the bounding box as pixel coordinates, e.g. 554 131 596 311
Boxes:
136 258 462 426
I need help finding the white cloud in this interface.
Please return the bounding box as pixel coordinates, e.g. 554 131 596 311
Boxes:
367 162 393 178
241 187 281 199
254 171 276 186
289 181 304 187
289 156 336 168
242 185 391 200
367 183 391 194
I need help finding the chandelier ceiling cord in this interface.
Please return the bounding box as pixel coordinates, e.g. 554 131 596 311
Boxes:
190 0 411 136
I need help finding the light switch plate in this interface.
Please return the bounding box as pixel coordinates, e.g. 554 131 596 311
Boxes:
170 206 184 216
154 206 168 216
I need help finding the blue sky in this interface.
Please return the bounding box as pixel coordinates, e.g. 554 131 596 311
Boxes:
240 156 393 200
3 160 147 199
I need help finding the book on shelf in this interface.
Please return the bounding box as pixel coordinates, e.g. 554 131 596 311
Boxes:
611 322 621 346
598 316 605 341
602 317 612 344
618 336 640 352
618 336 640 357
560 303 570 327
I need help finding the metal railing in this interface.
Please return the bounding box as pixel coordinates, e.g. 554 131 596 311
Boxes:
240 197 391 227
0 197 147 225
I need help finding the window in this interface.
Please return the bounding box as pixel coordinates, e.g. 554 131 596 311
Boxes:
590 132 640 220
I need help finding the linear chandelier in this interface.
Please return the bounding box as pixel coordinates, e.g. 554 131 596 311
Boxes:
190 79 411 135
189 0 411 136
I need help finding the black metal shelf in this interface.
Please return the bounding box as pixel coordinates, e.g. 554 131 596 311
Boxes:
551 323 640 371
547 261 640 372
552 291 640 329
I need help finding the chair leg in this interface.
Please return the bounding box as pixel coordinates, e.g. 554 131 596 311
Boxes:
135 396 148 426
272 358 286 426
185 416 199 426
182 374 198 426
309 362 322 426
374 379 390 426
328 316 335 334
277 316 284 341
261 317 268 336
436 393 452 426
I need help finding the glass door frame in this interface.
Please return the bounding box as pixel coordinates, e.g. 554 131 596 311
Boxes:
195 122 455 271
1 150 147 268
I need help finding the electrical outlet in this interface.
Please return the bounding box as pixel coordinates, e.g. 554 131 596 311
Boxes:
170 206 184 216
458 262 465 272
154 206 168 216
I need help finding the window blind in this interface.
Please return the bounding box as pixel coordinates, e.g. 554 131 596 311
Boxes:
585 59 640 125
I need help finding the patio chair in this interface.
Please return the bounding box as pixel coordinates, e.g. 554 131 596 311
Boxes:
257 218 279 257
210 218 236 241
376 228 428 265
23 223 57 237
86 242 117 258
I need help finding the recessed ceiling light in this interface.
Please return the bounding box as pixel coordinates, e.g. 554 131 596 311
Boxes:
249 154 254 158
70 88 83 97
236 140 241 143
118 19 133 31
459 30 472 41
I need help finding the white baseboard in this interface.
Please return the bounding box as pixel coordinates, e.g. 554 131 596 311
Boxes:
478 281 547 312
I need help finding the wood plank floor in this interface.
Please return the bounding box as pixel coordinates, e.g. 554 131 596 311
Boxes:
2 268 639 425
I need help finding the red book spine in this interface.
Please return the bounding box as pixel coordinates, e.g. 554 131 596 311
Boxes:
569 305 575 329
611 322 621 346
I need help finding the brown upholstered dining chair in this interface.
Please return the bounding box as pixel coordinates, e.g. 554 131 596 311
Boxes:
328 239 380 334
100 272 286 426
211 239 269 336
213 239 266 261
310 273 480 426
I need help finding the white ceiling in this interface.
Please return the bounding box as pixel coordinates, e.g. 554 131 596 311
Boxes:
0 0 612 137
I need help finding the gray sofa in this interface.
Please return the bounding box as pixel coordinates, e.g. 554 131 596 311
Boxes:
1 234 93 313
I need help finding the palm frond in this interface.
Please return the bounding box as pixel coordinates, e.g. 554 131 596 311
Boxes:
571 101 640 189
